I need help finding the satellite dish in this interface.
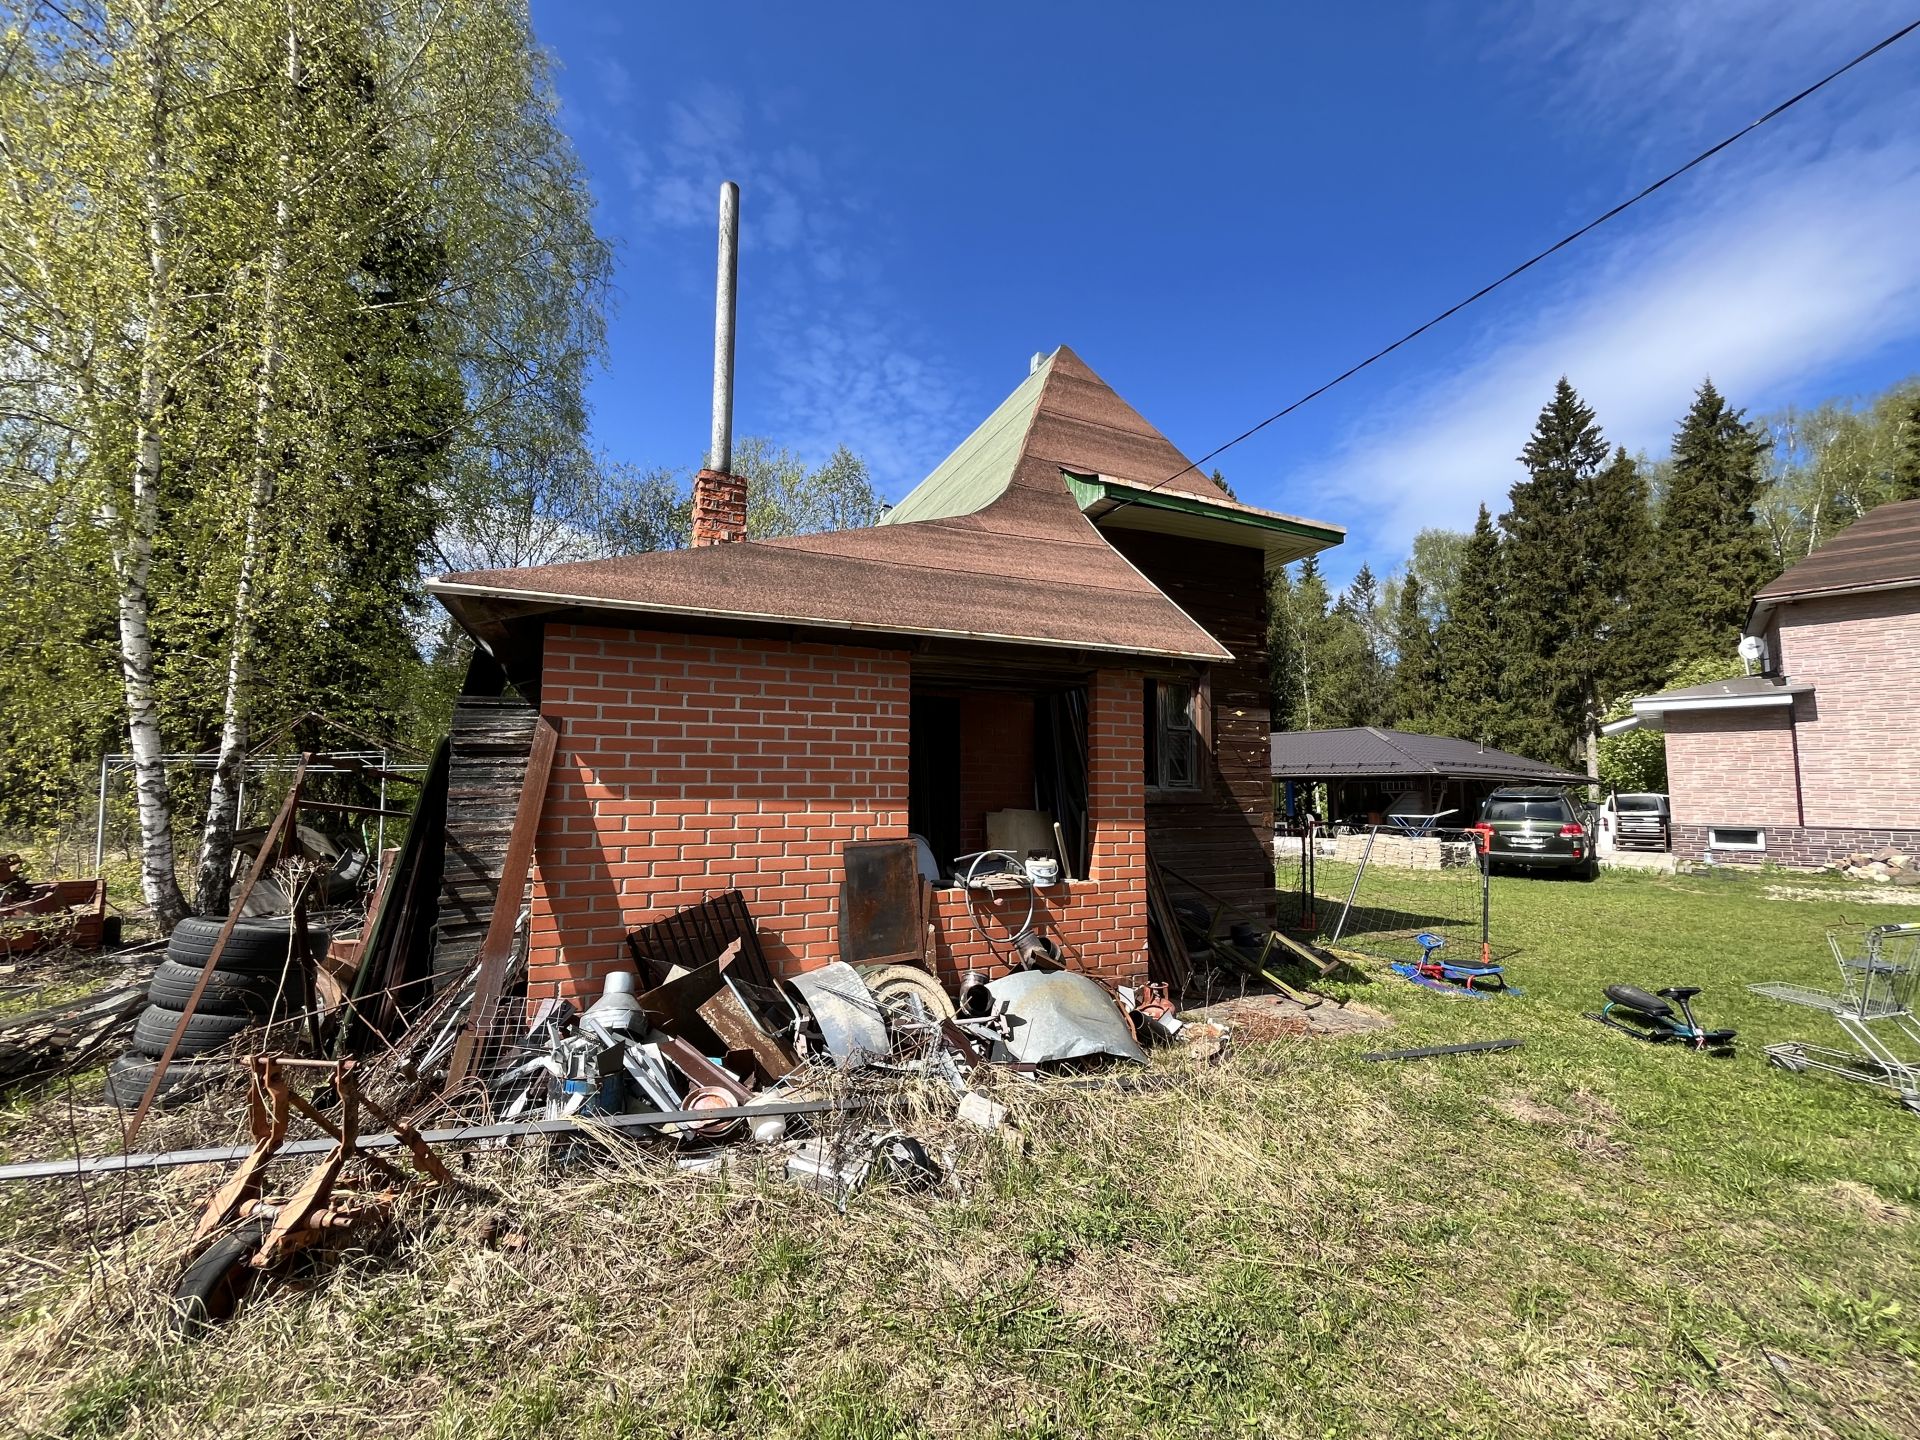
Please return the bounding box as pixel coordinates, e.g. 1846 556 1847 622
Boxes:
1738 634 1766 669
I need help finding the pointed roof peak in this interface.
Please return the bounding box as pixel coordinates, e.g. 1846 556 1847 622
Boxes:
883 345 1229 526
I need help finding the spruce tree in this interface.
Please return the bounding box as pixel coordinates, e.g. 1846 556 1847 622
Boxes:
1430 505 1508 745
1500 379 1648 773
1322 566 1390 726
1650 380 1771 666
1388 567 1438 730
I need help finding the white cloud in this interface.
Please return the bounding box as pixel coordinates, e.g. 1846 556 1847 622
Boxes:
1305 5 1920 568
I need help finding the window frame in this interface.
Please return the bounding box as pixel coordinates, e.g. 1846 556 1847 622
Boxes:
1143 671 1210 796
1708 827 1766 852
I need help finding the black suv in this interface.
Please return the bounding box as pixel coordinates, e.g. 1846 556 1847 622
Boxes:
1475 787 1596 879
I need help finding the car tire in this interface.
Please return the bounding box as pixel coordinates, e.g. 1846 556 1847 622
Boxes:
130 1003 254 1059
170 1218 269 1334
101 1050 215 1109
166 915 327 978
1580 859 1599 882
146 958 278 1015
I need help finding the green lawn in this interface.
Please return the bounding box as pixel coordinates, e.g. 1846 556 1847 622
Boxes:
2 866 1917 1439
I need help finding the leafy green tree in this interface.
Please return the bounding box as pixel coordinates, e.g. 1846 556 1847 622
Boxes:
0 0 610 922
1500 381 1650 772
1649 381 1771 671
1267 564 1306 730
1597 653 1746 794
1408 528 1469 626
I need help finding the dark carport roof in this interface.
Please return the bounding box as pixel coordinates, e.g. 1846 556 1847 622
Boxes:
1269 727 1590 785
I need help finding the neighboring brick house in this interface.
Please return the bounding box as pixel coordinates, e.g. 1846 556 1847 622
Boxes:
429 348 1343 1002
1614 498 1920 867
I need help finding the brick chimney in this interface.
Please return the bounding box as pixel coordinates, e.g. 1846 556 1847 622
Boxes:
691 469 747 546
693 181 746 547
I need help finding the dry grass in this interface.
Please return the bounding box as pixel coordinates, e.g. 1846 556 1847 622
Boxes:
1 867 1918 1438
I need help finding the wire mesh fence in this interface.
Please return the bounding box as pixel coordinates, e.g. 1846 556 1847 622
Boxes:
1276 821 1492 967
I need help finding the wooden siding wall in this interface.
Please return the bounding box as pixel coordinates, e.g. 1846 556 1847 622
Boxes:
436 693 538 984
1102 530 1275 922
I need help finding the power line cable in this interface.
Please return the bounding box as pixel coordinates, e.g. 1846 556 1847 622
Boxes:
1120 16 1920 508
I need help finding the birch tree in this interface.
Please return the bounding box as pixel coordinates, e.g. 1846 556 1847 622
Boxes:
1 0 608 923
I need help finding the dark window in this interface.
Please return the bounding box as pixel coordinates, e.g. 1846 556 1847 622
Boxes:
1617 796 1662 813
1484 798 1569 823
1144 679 1197 791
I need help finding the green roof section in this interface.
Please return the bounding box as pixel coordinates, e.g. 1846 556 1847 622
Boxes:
1064 472 1345 567
879 352 1054 525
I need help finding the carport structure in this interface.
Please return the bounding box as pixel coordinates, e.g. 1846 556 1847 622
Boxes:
1270 726 1590 827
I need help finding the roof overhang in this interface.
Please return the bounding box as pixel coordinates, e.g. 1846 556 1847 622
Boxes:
1747 576 1920 636
427 577 1231 664
1064 473 1345 568
1618 683 1812 734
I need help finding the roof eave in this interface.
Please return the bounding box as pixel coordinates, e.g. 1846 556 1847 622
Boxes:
426 576 1232 664
1748 575 1920 634
1065 474 1346 568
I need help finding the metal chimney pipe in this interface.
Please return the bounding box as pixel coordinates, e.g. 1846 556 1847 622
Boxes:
711 180 740 474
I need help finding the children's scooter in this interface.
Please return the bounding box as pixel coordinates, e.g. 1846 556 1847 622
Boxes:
1587 985 1735 1053
1388 932 1519 999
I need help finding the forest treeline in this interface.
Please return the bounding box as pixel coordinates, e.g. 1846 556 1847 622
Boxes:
1268 374 1920 789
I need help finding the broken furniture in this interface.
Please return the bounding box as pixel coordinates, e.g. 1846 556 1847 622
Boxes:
625 888 778 991
1751 922 1920 1114
172 1055 452 1332
1585 984 1734 1051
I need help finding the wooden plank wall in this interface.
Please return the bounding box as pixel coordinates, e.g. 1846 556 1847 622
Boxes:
1103 530 1276 923
435 693 538 985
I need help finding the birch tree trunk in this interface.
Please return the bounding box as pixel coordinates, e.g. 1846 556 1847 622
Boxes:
111 0 189 932
196 8 299 914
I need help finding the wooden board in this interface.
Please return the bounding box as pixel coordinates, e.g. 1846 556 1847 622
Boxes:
435 695 538 987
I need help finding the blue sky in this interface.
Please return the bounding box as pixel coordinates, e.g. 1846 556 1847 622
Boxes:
529 2 1920 584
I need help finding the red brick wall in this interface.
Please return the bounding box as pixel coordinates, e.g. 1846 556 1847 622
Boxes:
930 668 1148 988
956 692 1035 852
1773 590 1920 828
530 626 910 1001
528 629 1149 1002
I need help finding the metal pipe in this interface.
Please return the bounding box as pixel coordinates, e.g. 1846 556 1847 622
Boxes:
93 754 110 873
1329 826 1378 944
710 179 739 473
0 1098 863 1184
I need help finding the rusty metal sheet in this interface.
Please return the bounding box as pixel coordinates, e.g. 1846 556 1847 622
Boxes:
697 972 798 1085
838 840 921 966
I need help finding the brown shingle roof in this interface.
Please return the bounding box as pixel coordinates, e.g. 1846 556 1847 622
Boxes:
430 347 1260 663
1753 497 1920 607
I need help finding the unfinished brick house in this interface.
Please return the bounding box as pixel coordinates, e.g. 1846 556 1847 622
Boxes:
1613 497 1920 868
429 347 1343 1001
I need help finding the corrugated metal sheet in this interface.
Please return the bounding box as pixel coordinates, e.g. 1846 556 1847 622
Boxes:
1269 727 1589 784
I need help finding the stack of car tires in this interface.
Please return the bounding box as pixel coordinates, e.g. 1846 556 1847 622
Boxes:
103 915 327 1108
